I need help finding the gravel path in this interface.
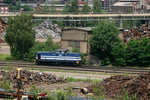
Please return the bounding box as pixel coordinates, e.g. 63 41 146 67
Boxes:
32 70 111 80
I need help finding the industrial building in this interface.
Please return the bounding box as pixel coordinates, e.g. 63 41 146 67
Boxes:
112 0 150 13
0 3 9 13
61 28 92 54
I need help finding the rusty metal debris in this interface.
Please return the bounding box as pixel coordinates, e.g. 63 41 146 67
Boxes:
86 72 150 100
0 18 7 42
0 70 66 89
123 26 150 43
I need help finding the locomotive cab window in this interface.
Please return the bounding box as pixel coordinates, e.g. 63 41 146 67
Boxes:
37 54 41 59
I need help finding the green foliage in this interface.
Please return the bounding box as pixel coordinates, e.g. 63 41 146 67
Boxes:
122 20 142 30
24 36 60 61
65 86 72 99
71 48 80 53
111 38 150 67
23 4 33 11
4 0 13 4
0 73 13 93
81 2 90 14
9 4 17 11
29 85 42 99
90 21 121 61
101 57 111 66
63 0 79 14
118 89 137 100
91 85 105 100
63 3 71 14
71 48 86 65
111 44 126 66
55 91 65 100
93 0 102 14
0 54 15 61
5 14 35 59
9 1 21 11
70 0 79 14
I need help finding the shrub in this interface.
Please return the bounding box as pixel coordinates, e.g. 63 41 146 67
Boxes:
24 37 60 61
111 38 150 67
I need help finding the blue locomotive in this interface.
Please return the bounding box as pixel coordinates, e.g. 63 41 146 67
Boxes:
36 49 81 66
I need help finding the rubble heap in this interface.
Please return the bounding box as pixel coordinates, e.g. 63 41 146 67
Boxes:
0 70 66 88
87 72 150 100
123 26 150 43
34 20 62 38
0 18 7 41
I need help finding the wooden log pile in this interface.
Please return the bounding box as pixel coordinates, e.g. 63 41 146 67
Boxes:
0 70 66 88
87 71 150 100
123 26 150 43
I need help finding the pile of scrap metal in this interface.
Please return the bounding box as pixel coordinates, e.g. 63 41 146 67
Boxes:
123 26 150 43
0 18 7 42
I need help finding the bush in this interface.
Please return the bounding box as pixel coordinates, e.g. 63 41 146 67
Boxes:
24 37 60 61
111 38 150 67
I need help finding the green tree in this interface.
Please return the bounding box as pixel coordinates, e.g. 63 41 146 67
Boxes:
111 43 126 66
50 1 57 14
70 0 79 14
122 20 142 30
111 38 150 67
5 14 35 59
81 2 90 14
23 4 33 11
63 3 70 14
90 21 120 60
93 0 102 14
4 0 13 4
9 4 17 11
9 1 21 11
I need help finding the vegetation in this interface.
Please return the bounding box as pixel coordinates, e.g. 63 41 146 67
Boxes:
62 0 79 14
81 2 91 14
29 85 42 99
90 21 121 63
5 14 35 59
24 36 60 61
4 0 13 4
0 54 14 61
122 20 142 30
23 4 33 11
93 0 102 14
111 38 150 67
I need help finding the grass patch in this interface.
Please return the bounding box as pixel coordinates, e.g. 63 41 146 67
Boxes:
65 77 101 84
0 54 14 61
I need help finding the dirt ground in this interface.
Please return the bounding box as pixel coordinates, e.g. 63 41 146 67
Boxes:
0 42 10 54
24 82 91 96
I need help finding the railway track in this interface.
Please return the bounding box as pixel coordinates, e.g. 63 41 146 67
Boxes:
0 60 150 75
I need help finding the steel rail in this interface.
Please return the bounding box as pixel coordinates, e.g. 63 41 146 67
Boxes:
0 60 149 75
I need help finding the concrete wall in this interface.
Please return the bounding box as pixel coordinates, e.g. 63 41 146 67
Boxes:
61 29 90 54
80 42 87 54
62 29 88 41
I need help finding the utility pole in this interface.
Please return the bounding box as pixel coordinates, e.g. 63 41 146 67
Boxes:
17 68 23 100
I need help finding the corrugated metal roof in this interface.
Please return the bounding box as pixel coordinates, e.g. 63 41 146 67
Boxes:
113 2 133 6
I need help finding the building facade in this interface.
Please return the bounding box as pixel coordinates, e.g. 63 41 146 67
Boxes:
0 3 9 13
61 28 92 54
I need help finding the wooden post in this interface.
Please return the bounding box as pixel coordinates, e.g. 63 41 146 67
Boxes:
17 68 23 100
